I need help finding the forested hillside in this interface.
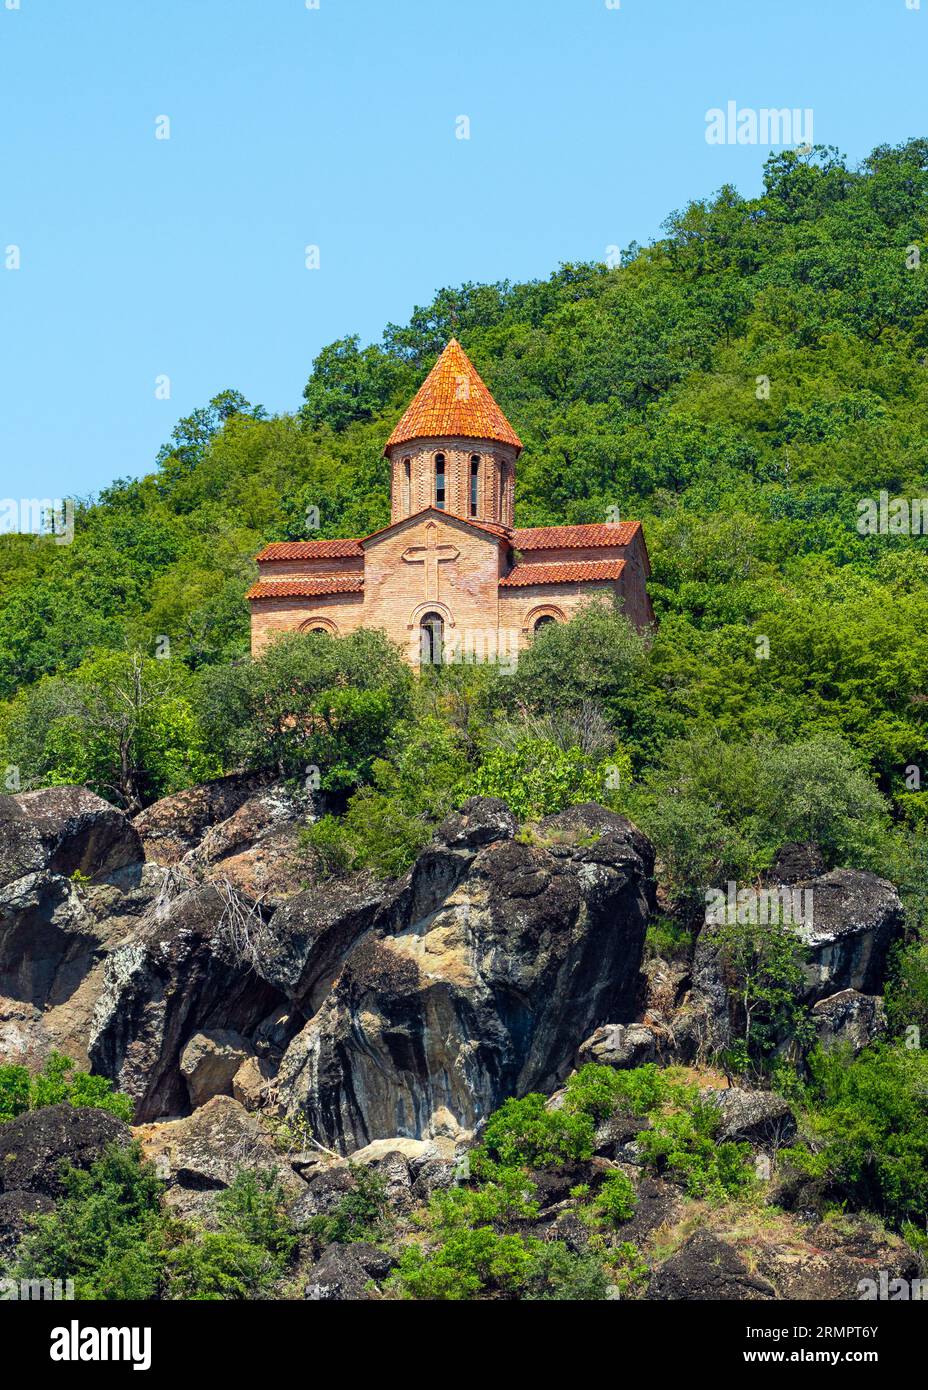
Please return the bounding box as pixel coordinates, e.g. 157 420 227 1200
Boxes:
1 141 927 888
4 139 928 1302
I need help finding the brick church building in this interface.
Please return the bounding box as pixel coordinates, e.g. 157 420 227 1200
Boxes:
248 339 653 667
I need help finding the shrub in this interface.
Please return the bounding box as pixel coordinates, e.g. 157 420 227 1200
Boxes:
166 1171 296 1300
475 1093 595 1171
0 1053 133 1125
304 1165 391 1246
593 1171 638 1225
13 1143 166 1300
783 1044 928 1229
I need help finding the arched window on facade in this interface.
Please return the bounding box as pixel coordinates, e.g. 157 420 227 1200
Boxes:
434 454 446 510
533 614 557 635
470 455 480 517
419 611 444 666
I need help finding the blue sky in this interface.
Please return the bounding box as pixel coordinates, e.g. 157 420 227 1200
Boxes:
1 0 925 499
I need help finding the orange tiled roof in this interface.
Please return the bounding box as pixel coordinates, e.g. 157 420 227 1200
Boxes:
246 575 364 599
511 522 640 550
499 559 625 588
255 539 363 561
384 339 522 453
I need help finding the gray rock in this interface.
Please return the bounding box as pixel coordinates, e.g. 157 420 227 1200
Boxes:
136 1095 302 1199
578 1023 657 1069
700 1087 796 1147
303 1242 393 1300
179 1029 254 1108
649 1230 777 1301
0 1103 130 1197
0 786 142 889
276 805 652 1153
813 989 886 1054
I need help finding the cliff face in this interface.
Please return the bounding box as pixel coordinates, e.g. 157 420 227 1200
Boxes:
0 784 651 1147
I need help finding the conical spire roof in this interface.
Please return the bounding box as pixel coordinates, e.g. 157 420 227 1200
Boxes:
384 339 522 453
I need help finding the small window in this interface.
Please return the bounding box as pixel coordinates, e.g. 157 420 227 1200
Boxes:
420 612 444 666
534 615 556 634
434 454 445 509
403 457 411 511
470 455 480 516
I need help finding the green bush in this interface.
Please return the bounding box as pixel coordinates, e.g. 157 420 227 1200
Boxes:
304 1165 392 1247
13 1143 166 1300
782 1044 928 1229
475 1093 595 1171
0 1053 133 1125
593 1171 638 1225
166 1171 297 1300
465 737 609 822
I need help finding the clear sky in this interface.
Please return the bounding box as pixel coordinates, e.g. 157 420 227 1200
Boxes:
1 0 925 499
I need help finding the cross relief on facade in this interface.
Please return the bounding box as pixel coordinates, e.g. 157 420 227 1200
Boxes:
401 521 459 600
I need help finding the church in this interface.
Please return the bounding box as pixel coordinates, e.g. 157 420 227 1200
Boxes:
248 339 653 667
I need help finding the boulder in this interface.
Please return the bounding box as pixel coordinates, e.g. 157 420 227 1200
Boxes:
0 873 98 1009
0 1103 130 1197
276 804 652 1153
649 1230 776 1301
700 1087 796 1147
232 1055 275 1111
0 787 142 888
796 869 903 1000
812 989 887 1053
303 1241 394 1300
133 1095 302 1201
132 774 266 866
179 1029 255 1108
578 1023 657 1070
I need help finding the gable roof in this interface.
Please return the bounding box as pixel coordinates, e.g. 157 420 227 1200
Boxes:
511 522 641 550
359 506 512 549
246 575 364 599
384 339 522 453
255 539 363 562
500 558 626 588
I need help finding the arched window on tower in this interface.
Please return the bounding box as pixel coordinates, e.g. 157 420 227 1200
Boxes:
434 454 446 510
402 457 411 513
419 612 444 666
470 455 480 517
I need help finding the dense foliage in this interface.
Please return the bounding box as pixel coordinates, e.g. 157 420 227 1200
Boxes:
2 141 928 1276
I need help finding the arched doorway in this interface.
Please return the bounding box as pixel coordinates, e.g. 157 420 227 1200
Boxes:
419 611 444 666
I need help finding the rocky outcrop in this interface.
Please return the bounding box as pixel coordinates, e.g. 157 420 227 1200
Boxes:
133 1095 304 1216
304 1242 395 1300
0 787 143 888
87 883 288 1119
812 989 887 1053
0 1103 130 1197
685 868 903 1055
648 1230 777 1301
132 774 267 866
274 798 652 1152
